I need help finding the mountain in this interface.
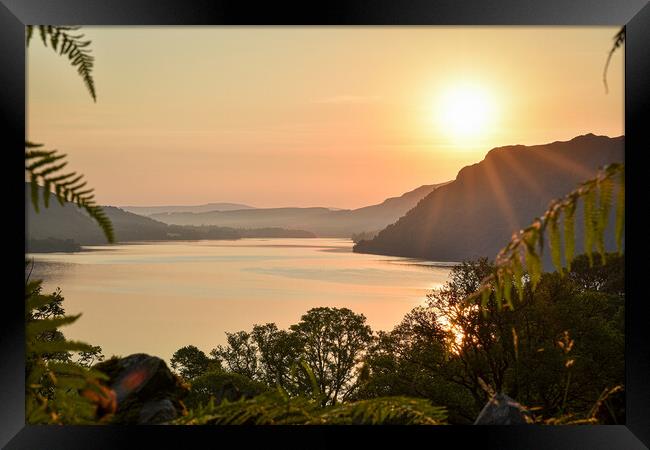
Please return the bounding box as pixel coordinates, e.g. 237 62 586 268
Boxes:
148 183 450 237
353 134 624 263
25 184 314 250
120 203 255 216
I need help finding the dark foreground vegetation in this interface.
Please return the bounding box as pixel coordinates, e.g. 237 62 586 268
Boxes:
26 253 624 425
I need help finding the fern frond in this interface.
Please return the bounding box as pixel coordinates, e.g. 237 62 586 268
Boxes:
563 200 577 271
27 314 82 337
583 187 597 266
25 142 115 243
471 163 624 312
314 397 447 425
26 25 34 45
549 212 563 273
26 25 96 101
30 340 95 356
25 281 111 425
174 392 447 425
603 27 625 94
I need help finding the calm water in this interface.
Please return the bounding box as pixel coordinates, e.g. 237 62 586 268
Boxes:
28 238 453 362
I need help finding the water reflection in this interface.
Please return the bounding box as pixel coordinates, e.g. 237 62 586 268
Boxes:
28 238 452 363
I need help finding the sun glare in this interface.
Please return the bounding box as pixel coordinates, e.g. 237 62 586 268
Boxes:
436 83 496 144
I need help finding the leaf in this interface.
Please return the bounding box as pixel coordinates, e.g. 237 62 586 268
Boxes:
511 254 524 302
30 173 39 213
597 177 613 264
27 314 82 336
26 294 55 313
25 142 115 243
524 234 541 289
30 26 97 101
494 271 503 311
480 288 490 319
26 25 34 45
583 188 597 267
503 271 513 310
30 339 95 355
549 212 563 273
563 200 577 271
43 179 51 208
299 360 321 401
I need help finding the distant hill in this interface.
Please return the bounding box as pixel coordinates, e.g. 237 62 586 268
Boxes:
148 183 450 237
120 203 255 216
25 184 314 250
354 134 624 264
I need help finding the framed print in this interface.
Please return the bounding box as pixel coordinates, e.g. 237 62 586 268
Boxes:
2 0 649 448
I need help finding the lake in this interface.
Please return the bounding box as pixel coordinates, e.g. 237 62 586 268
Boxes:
28 238 453 363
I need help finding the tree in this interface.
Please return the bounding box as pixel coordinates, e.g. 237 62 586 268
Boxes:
211 331 261 380
355 309 475 423
170 345 218 380
250 323 303 388
353 255 624 423
289 307 373 405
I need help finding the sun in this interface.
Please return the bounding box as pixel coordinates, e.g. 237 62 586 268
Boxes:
436 83 496 143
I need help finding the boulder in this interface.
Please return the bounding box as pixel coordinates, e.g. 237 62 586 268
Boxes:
93 353 189 424
474 393 532 425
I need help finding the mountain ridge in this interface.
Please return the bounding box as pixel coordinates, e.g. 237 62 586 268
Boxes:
353 134 624 263
147 183 450 237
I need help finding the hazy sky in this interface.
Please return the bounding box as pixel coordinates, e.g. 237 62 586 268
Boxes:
27 27 624 209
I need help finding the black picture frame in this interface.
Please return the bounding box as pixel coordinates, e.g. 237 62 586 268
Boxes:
2 0 649 448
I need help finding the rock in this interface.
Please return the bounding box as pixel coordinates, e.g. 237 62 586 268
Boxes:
138 399 178 424
93 353 189 424
474 393 531 425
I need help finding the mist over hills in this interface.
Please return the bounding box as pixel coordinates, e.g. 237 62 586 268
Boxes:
25 185 315 251
147 183 449 237
353 134 624 264
120 203 255 216
26 181 448 251
26 133 622 260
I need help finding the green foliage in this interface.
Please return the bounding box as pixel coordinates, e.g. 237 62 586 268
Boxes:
170 345 218 380
25 278 110 424
211 331 261 380
174 390 447 425
251 323 303 389
469 163 624 312
184 369 269 410
26 25 96 101
26 142 115 243
209 309 373 405
355 256 624 423
313 396 447 425
289 307 374 405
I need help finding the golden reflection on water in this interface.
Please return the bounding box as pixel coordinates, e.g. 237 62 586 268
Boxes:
28 238 452 363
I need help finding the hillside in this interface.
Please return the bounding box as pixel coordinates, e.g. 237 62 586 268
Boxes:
149 183 449 237
353 134 624 263
25 184 315 250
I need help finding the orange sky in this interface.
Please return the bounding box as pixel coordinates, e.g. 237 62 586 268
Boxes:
26 27 624 209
